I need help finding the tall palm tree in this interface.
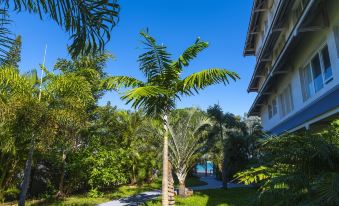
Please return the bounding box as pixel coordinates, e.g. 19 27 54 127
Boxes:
207 104 227 187
103 31 239 206
207 104 242 189
0 0 120 59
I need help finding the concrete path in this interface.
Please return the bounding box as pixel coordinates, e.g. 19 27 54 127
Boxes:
191 175 250 190
97 190 161 206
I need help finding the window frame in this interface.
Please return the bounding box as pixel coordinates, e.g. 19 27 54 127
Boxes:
299 43 333 102
279 84 294 118
319 45 333 84
268 97 278 120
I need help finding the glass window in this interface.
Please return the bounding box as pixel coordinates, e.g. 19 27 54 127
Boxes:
299 44 333 102
268 98 278 120
272 98 278 115
279 94 285 118
311 54 324 92
321 45 333 82
299 64 314 101
279 85 294 118
268 104 272 119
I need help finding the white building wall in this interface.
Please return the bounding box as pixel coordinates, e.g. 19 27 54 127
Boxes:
260 5 339 131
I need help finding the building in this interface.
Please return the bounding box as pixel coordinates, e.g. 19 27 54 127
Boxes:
244 0 339 134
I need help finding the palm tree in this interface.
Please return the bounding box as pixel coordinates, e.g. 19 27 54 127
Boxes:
207 105 244 189
0 67 38 203
168 109 211 196
103 31 239 206
0 67 53 205
0 0 120 59
207 104 228 188
44 70 94 197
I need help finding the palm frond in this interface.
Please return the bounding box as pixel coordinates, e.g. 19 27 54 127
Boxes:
179 68 239 95
313 172 339 205
102 76 144 91
0 66 34 98
44 73 94 106
0 9 13 63
1 0 120 58
138 31 171 81
121 86 173 116
173 37 208 69
121 86 169 108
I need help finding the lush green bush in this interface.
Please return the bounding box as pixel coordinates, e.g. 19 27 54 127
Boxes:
86 149 129 190
236 120 339 206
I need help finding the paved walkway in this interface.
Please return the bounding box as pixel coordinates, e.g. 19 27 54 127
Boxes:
191 175 250 190
98 176 249 205
97 190 161 206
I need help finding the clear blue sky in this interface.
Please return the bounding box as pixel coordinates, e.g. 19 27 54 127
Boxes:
11 0 256 116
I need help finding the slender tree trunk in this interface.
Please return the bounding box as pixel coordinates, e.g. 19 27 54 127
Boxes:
56 151 66 197
222 141 228 189
162 114 169 206
220 122 228 189
130 164 137 185
168 162 175 206
0 160 9 202
19 138 35 206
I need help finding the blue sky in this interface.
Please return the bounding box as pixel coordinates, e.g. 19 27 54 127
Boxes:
11 0 256 116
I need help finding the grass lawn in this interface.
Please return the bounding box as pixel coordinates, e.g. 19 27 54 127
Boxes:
3 177 208 206
144 188 257 206
4 180 162 206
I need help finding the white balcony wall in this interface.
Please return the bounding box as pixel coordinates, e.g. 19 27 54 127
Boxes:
261 24 339 131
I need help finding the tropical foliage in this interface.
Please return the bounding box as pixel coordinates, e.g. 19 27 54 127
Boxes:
0 0 120 61
104 31 239 205
206 104 262 187
168 109 211 196
235 121 339 206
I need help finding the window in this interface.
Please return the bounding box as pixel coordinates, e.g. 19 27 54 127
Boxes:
334 27 339 57
272 98 278 115
299 44 333 101
279 85 294 118
311 54 324 92
268 104 273 119
299 64 314 101
321 45 333 82
268 97 278 119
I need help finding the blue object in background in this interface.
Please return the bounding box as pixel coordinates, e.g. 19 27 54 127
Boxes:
196 161 214 174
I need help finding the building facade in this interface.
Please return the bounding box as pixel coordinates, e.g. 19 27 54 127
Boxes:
244 0 339 134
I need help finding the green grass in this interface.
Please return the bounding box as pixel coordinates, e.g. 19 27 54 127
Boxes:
3 177 216 206
8 179 163 206
144 188 257 206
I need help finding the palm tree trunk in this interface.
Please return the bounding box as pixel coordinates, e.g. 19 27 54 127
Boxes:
178 181 185 197
56 151 66 197
162 114 169 206
168 162 175 206
176 170 186 197
222 140 228 189
220 122 228 189
18 138 35 206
